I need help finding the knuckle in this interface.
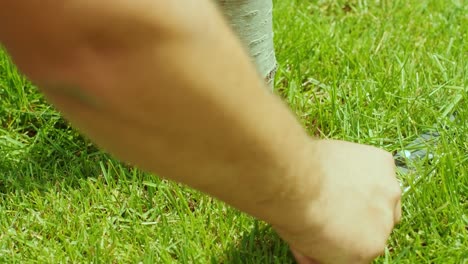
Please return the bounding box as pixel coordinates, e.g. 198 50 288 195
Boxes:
383 151 394 162
372 242 387 259
359 246 385 264
394 183 402 197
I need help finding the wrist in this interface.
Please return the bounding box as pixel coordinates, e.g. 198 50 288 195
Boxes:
253 138 324 231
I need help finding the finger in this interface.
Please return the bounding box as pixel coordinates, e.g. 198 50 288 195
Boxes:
391 179 402 224
394 198 402 224
291 249 320 264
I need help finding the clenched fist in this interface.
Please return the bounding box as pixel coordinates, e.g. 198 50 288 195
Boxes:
277 140 402 264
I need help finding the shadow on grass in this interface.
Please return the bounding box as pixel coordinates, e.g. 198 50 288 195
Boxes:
0 129 107 193
214 221 297 264
1 122 297 264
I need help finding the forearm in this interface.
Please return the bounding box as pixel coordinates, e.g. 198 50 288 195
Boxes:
0 1 319 228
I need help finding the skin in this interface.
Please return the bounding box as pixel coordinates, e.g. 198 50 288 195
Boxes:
0 1 402 263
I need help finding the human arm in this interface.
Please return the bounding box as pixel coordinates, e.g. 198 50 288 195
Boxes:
0 0 317 225
0 1 401 263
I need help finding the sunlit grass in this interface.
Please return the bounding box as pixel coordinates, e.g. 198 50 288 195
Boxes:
0 0 466 263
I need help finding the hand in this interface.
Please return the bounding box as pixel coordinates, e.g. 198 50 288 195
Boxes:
275 140 402 264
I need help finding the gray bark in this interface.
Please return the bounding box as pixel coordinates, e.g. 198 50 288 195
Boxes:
217 0 277 87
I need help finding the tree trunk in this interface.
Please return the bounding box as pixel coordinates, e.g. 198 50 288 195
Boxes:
217 0 277 88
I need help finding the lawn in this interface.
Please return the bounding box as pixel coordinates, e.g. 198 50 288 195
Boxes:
0 0 467 263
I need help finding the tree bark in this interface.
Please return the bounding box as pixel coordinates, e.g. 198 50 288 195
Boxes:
217 0 277 88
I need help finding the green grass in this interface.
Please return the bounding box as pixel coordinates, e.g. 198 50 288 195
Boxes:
0 0 467 263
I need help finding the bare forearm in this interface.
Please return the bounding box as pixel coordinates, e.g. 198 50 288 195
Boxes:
0 1 318 227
